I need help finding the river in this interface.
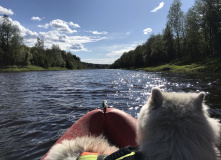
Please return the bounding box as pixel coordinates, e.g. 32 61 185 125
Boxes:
0 69 220 160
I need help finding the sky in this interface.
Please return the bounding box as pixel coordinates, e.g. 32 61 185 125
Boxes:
0 0 195 64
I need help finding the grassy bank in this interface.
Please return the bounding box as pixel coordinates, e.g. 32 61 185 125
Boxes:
140 58 221 73
0 65 68 72
1 58 221 73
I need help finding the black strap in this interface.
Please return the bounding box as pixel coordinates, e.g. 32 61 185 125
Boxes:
97 154 108 160
104 146 142 160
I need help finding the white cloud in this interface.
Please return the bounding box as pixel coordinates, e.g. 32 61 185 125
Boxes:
82 58 117 64
31 16 43 21
69 22 80 28
50 19 77 33
38 30 106 52
151 2 165 12
0 6 13 15
69 35 107 44
38 19 80 34
14 21 38 46
70 43 84 50
143 28 152 34
106 44 137 57
38 23 49 29
89 31 108 35
12 20 38 38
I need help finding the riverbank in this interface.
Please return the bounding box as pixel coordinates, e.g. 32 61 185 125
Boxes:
0 63 111 72
140 58 221 73
0 65 68 72
1 58 221 73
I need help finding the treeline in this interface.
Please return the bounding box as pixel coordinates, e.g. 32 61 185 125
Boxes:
111 0 221 69
0 15 86 69
83 62 110 69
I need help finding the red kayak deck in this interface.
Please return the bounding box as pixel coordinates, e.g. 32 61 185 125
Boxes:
42 108 137 160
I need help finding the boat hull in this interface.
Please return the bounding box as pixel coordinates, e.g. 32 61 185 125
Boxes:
42 108 137 160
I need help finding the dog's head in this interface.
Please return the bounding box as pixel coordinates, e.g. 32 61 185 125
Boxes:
137 88 207 142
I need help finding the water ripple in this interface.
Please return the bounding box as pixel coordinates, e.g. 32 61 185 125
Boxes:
0 70 220 159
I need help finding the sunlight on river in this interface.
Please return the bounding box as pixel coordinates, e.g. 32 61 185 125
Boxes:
0 69 220 159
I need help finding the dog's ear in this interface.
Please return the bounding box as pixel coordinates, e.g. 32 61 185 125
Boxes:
150 88 163 108
194 92 205 110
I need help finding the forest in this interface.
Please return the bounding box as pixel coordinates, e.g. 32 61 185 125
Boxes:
0 15 86 70
111 0 221 69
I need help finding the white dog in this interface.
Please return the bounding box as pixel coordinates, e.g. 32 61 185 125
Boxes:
45 88 220 160
137 88 220 160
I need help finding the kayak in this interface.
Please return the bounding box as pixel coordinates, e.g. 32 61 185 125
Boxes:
42 108 138 160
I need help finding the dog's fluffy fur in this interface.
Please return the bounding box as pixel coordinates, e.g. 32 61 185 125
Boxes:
137 88 220 160
45 135 119 160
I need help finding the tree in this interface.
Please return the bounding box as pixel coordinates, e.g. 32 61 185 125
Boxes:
111 0 221 69
150 34 166 66
185 5 202 59
30 37 46 67
142 34 156 67
10 29 24 65
201 0 221 56
163 24 175 62
134 45 144 67
0 16 86 69
167 0 183 59
194 0 221 56
51 44 65 67
35 37 44 49
65 52 83 69
0 15 23 65
0 15 14 52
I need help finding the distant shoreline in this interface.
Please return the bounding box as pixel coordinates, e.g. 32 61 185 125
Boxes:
0 65 109 72
1 58 221 73
0 65 69 72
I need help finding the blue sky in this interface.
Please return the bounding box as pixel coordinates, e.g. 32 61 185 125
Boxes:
0 0 195 64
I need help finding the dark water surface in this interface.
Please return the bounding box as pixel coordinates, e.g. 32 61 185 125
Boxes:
0 69 220 160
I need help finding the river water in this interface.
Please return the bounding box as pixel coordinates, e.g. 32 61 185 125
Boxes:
0 69 220 160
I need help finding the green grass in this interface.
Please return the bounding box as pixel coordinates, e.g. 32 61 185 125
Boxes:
0 65 68 72
140 58 221 73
